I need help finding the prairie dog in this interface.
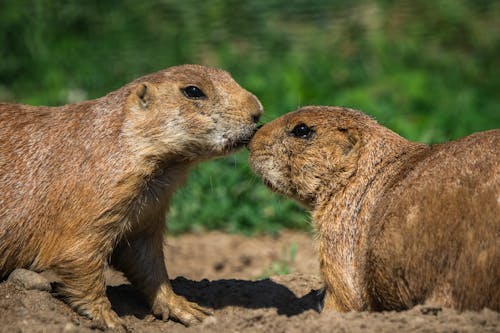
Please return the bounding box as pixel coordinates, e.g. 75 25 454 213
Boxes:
249 106 499 312
0 64 263 328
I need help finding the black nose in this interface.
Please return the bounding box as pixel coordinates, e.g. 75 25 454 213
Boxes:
252 113 261 124
257 124 264 129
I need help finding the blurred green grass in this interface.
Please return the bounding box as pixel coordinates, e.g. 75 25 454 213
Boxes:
1 0 499 235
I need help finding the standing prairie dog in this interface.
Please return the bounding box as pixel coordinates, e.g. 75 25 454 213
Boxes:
248 106 499 312
0 64 263 329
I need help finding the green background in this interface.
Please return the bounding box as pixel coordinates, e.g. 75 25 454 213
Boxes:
1 0 499 234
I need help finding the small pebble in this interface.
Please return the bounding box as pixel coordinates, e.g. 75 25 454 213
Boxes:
7 269 52 292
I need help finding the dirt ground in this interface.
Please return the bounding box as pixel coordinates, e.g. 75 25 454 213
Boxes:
1 231 498 332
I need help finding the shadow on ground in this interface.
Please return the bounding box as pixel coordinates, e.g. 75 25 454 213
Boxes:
108 276 322 320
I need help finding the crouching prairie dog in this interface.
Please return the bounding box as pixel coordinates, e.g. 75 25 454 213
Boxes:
0 64 263 329
248 106 499 312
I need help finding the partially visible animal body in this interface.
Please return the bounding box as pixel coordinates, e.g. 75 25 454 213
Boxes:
248 106 499 312
0 64 263 329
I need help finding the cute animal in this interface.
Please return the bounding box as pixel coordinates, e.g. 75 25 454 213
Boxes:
0 64 263 328
249 106 499 312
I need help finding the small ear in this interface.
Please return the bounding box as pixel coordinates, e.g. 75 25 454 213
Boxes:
340 128 360 155
133 82 156 109
346 128 360 147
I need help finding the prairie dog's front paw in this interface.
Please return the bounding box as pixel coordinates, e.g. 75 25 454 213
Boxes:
152 293 212 326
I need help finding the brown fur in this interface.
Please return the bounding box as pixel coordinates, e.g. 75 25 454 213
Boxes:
248 106 499 312
0 64 263 328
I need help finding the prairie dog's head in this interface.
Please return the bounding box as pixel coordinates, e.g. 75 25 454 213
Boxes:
124 64 263 161
248 106 369 209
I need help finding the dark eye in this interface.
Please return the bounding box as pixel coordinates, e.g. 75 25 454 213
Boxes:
181 86 206 99
291 123 313 139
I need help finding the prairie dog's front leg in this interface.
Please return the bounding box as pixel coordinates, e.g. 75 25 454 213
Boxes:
111 227 210 325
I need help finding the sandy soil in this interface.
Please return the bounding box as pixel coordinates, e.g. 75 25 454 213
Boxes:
1 231 498 332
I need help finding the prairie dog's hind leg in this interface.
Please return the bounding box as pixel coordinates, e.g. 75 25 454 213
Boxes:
51 249 123 329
